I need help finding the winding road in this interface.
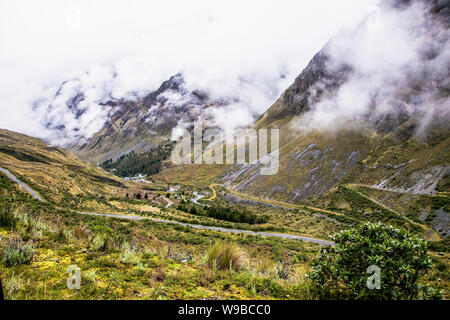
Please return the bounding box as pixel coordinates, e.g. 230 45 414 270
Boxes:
0 166 334 246
0 167 44 202
210 183 441 242
191 191 205 205
208 183 344 216
344 184 441 241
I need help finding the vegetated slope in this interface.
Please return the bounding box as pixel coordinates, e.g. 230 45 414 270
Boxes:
0 129 132 203
1 132 447 300
227 0 448 192
0 158 332 300
100 143 174 178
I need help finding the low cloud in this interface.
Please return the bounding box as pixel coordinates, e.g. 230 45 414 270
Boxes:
291 0 450 133
0 0 377 145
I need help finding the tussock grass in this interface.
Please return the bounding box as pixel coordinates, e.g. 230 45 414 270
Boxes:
206 242 248 271
74 224 90 242
4 272 24 299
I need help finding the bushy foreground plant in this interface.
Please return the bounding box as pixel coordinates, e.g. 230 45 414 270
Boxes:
74 224 90 242
2 237 34 267
206 242 248 271
308 222 441 300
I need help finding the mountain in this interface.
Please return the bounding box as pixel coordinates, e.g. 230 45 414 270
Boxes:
1 0 449 301
45 73 221 164
223 0 449 196
156 0 450 239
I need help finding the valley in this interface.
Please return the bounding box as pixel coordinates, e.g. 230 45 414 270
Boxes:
0 129 448 299
0 0 449 301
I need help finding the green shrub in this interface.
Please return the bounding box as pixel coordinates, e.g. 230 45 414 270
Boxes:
309 222 441 300
206 242 248 270
2 237 34 267
90 236 106 252
120 242 139 265
136 262 148 274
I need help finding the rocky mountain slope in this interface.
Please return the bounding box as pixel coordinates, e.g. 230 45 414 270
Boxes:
45 74 220 164
223 0 449 197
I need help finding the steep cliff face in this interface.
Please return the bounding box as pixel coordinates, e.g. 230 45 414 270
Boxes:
260 0 449 126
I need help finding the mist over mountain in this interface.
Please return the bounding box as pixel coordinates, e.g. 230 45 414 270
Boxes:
63 73 219 163
265 0 449 134
36 66 286 147
0 0 377 146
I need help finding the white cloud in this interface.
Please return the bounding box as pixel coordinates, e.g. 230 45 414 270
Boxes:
0 0 377 143
292 1 450 133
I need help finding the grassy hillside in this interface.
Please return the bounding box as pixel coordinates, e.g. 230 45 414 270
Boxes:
0 171 324 300
1 170 448 300
153 121 449 241
0 130 448 299
0 130 346 299
0 129 132 202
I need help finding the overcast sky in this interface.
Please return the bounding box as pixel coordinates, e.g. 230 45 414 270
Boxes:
0 0 378 142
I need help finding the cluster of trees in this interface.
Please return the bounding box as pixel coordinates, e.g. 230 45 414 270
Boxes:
126 193 149 200
100 144 173 177
177 202 268 225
